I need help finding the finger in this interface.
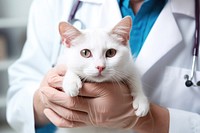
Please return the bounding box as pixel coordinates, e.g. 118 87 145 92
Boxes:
41 87 89 112
80 82 131 97
48 102 90 124
48 76 64 90
79 82 115 97
79 83 101 97
44 108 86 128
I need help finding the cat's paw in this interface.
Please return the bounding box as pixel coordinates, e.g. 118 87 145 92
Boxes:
133 95 149 117
63 73 82 97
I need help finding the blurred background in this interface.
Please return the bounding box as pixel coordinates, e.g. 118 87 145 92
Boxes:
0 0 33 132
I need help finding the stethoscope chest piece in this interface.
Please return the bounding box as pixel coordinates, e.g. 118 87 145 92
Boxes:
184 74 200 87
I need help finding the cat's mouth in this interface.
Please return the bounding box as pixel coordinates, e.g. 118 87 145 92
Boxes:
82 71 108 82
92 74 107 82
94 74 104 78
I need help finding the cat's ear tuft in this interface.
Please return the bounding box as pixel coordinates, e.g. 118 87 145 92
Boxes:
59 22 81 47
110 16 132 45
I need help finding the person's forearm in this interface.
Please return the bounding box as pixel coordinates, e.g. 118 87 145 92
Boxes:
133 103 169 133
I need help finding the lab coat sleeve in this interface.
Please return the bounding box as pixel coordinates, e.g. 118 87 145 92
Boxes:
6 0 57 133
168 108 200 133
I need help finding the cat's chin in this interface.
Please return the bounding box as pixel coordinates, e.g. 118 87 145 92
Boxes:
88 75 108 83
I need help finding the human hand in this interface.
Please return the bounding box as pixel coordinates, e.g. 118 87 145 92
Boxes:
33 64 67 126
41 81 138 129
78 83 138 129
34 64 169 132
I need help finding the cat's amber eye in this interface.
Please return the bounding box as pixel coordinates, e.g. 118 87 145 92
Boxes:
106 49 117 58
80 49 92 58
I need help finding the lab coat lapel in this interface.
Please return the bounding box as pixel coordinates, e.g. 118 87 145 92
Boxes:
63 0 122 28
135 2 182 76
60 0 105 21
170 0 195 18
97 0 122 28
60 0 74 21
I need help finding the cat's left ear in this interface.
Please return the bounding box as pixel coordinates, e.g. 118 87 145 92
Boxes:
110 16 132 45
59 22 81 47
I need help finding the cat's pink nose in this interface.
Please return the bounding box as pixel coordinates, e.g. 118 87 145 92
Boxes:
96 66 105 73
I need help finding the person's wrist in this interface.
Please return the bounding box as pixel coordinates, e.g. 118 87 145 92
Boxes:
33 89 50 127
133 103 169 133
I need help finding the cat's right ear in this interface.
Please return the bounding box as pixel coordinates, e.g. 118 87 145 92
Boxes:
110 16 132 45
59 22 81 48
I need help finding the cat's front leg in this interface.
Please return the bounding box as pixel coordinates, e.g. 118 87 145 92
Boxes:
132 93 149 117
63 70 82 97
129 78 149 117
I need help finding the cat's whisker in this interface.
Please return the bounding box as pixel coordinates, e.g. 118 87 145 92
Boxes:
82 74 93 82
112 69 129 80
110 76 124 90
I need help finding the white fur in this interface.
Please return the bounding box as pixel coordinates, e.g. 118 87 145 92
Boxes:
57 27 149 133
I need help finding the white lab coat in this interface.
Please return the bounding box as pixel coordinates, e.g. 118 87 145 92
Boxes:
6 0 200 133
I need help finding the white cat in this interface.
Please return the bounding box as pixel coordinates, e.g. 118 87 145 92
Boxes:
57 16 149 133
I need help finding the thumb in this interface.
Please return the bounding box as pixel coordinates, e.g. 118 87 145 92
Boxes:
54 64 67 76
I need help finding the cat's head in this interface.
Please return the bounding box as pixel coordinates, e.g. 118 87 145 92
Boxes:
59 16 133 82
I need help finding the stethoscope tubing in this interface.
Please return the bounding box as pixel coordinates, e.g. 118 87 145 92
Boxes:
68 0 81 23
193 0 199 57
190 0 199 80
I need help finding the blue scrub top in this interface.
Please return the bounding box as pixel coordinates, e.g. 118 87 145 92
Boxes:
36 123 56 133
118 0 167 57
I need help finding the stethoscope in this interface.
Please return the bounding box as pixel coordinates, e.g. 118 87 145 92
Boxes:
54 0 200 88
68 0 85 29
184 0 200 87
